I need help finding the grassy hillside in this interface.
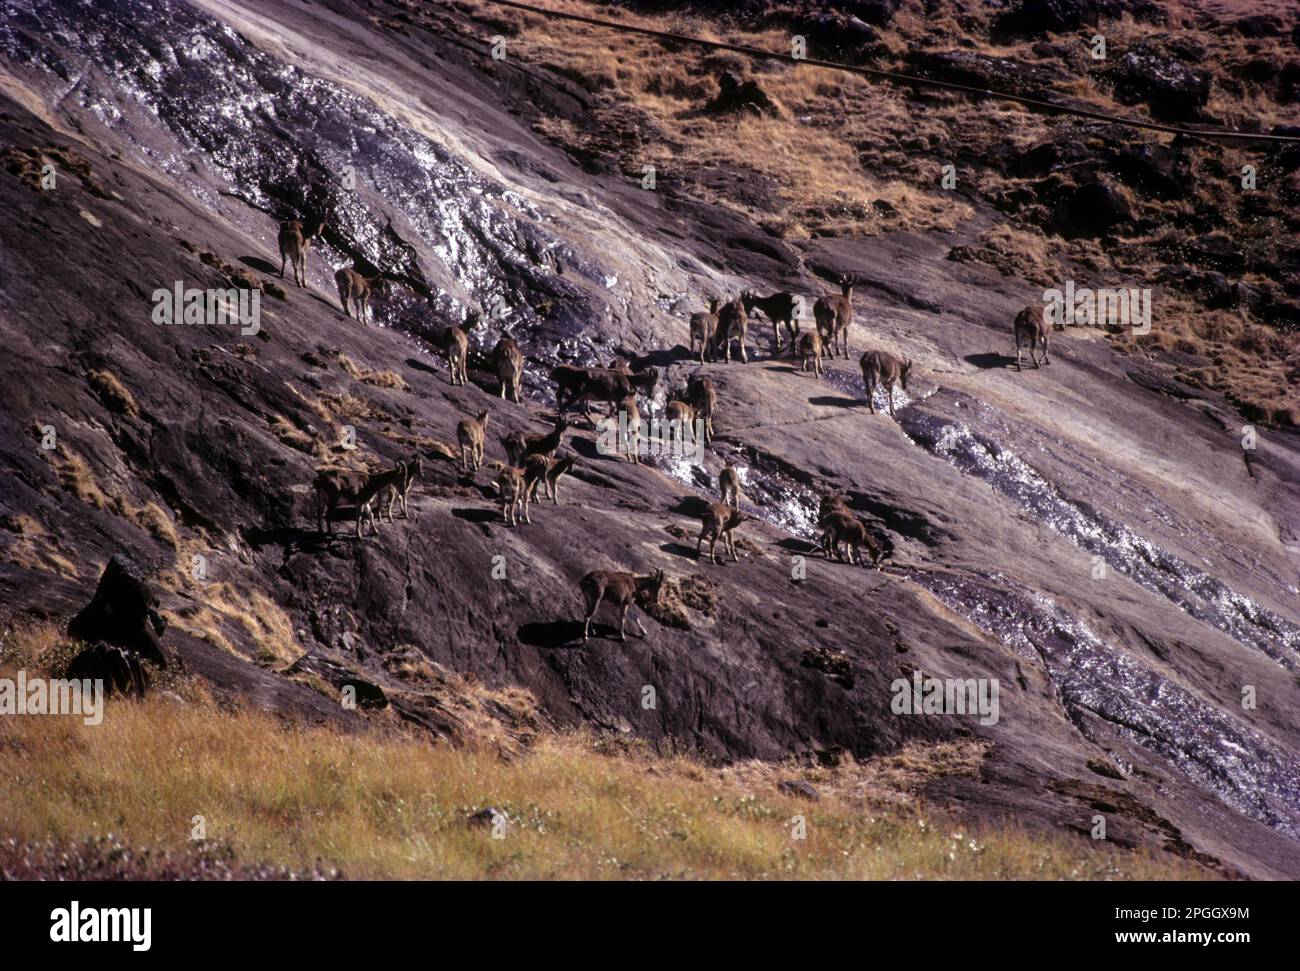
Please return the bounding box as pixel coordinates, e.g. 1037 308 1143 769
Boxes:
0 624 1213 879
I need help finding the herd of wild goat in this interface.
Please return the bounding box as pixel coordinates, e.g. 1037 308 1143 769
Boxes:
285 217 1050 642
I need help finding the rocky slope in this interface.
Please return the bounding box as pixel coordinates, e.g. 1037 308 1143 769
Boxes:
1 0 1297 877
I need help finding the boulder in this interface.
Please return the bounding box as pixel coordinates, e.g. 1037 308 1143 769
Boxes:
705 71 777 116
797 14 882 58
67 554 169 668
341 678 387 709
840 0 899 27
1232 15 1284 39
66 642 152 697
1197 272 1236 309
907 50 1053 98
1110 48 1211 120
1110 142 1190 200
1271 124 1300 172
1052 181 1131 237
993 0 1121 37
1280 63 1300 104
1185 234 1245 273
777 779 821 802
467 807 511 831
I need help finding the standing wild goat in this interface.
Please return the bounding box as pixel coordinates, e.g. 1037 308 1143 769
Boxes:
494 466 529 526
718 462 741 508
444 311 480 387
819 511 884 568
278 217 321 288
697 502 748 564
1013 306 1050 371
457 409 490 472
617 393 640 463
690 299 720 364
664 400 696 446
504 416 568 467
313 460 410 538
714 297 749 363
860 349 912 416
378 454 423 522
524 453 577 504
813 275 855 358
492 337 524 401
334 268 384 324
798 330 824 378
580 568 666 642
741 291 800 354
686 375 716 444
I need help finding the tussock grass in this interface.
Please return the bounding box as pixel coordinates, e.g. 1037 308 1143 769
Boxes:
40 439 180 549
0 513 80 578
330 349 411 391
160 570 304 666
0 624 1215 881
87 368 139 418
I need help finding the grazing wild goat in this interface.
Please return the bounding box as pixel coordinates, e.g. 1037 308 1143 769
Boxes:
714 297 749 363
456 409 490 472
813 275 855 358
686 375 716 444
334 268 384 324
313 460 411 538
741 291 800 353
492 337 524 401
798 330 824 378
718 462 741 508
503 416 568 467
819 511 884 567
378 454 423 522
690 299 720 364
444 312 480 387
580 568 667 642
697 502 748 564
817 493 852 556
494 466 530 526
277 217 321 288
524 453 577 504
551 364 658 420
860 349 912 416
1013 305 1050 371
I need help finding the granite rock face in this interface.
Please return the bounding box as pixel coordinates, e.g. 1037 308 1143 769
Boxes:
0 0 1298 878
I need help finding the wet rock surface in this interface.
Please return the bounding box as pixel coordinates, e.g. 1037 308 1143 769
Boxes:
0 0 1298 879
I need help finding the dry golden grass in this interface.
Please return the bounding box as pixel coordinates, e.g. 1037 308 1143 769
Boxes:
0 623 1218 880
86 368 139 418
159 571 304 667
1111 294 1300 426
483 0 969 236
0 513 80 578
268 414 316 454
40 439 181 549
330 350 411 391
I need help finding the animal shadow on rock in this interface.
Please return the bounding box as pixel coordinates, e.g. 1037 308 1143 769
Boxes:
517 620 588 649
